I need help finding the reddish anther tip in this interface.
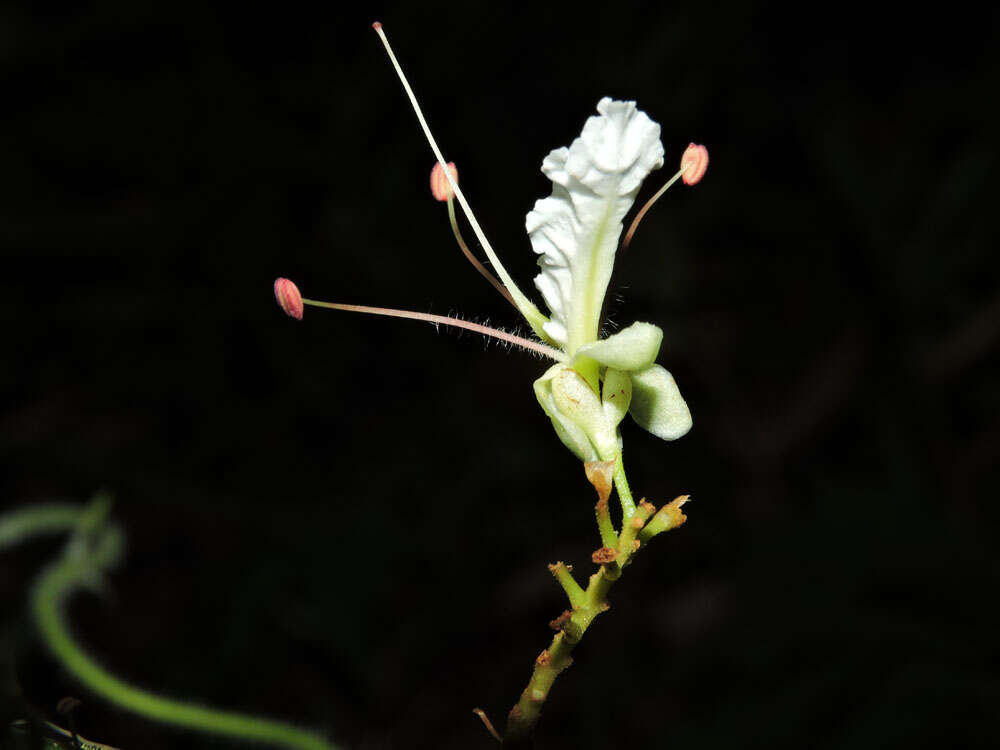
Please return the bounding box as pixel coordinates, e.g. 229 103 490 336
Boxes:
372 21 382 31
274 278 303 320
430 161 459 202
681 143 709 185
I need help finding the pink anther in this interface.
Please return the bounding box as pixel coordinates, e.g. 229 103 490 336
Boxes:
273 278 303 320
430 161 459 202
681 143 709 186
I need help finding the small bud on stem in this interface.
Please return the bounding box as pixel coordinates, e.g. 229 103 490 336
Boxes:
638 495 690 544
591 546 618 565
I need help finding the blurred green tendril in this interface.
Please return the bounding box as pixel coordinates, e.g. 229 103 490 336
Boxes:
1 495 337 750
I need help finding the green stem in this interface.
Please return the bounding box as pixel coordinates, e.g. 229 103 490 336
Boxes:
31 557 337 750
503 566 615 746
501 483 666 746
594 497 619 550
613 455 636 519
548 562 585 609
0 504 84 551
616 500 655 563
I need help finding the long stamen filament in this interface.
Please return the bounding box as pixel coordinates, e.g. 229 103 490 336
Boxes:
621 166 687 251
446 197 517 307
302 298 565 360
372 23 552 342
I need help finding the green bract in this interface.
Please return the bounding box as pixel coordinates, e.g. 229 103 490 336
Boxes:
521 99 692 461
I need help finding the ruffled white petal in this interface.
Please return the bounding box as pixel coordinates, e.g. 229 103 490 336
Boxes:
527 98 664 352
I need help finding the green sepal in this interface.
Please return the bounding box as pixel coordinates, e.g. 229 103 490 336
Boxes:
628 364 692 440
534 365 598 462
551 368 618 460
573 322 662 372
601 368 632 430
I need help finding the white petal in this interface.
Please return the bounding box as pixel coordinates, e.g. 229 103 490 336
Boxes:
629 365 692 441
574 321 662 372
528 98 664 352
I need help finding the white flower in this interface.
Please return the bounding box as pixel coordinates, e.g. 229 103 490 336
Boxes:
525 99 691 462
368 27 698 465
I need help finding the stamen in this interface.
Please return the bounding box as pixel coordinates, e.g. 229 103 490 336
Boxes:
447 197 517 307
274 277 304 320
372 22 551 341
301 295 565 360
621 167 687 251
431 162 518 308
621 142 710 252
429 161 457 202
680 143 709 185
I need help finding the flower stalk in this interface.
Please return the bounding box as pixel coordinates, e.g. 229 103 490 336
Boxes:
502 473 688 745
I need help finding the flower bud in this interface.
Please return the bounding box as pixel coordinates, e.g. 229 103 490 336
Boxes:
273 278 303 320
430 161 459 202
680 143 709 186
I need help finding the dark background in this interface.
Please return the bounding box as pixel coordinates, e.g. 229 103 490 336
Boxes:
3 2 999 748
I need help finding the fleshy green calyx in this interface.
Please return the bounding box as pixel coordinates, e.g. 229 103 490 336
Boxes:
533 320 692 463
